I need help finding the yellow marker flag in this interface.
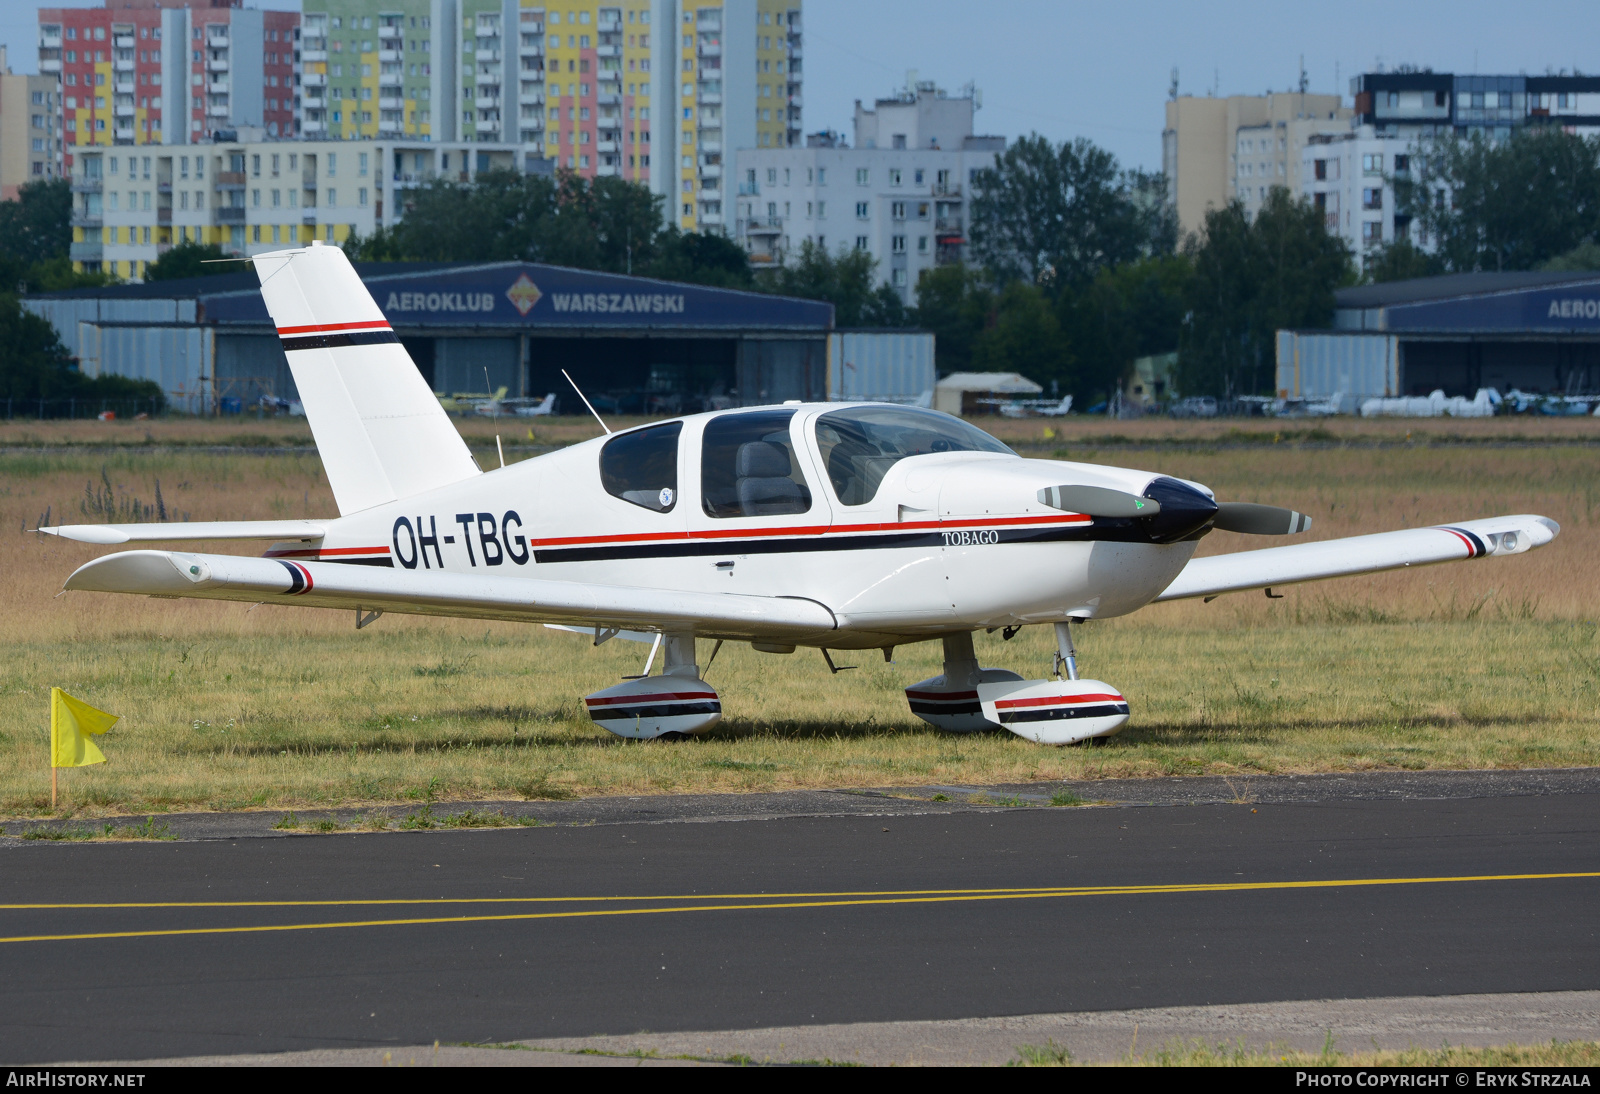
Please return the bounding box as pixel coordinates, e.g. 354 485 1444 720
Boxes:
50 688 119 769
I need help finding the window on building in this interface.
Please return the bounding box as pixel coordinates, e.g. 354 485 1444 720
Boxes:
855 236 868 250
888 169 901 186
1362 221 1383 243
855 201 868 219
1362 187 1382 210
856 167 868 186
890 201 905 220
891 235 905 253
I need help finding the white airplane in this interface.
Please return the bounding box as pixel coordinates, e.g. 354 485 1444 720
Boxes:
42 244 1560 745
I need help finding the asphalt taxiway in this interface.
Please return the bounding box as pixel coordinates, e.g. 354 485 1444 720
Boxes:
5 769 1600 1065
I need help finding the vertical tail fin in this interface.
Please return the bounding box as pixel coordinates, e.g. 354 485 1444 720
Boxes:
253 242 480 515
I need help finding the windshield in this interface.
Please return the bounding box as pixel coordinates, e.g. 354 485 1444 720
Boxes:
814 406 1014 506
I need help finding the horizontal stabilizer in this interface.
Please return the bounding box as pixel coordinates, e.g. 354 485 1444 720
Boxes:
63 550 838 640
40 520 327 545
1156 514 1558 602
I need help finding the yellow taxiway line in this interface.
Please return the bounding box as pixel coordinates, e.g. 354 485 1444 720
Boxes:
1 872 1597 945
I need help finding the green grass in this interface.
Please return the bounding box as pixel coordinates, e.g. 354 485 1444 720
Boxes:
1011 1037 1600 1067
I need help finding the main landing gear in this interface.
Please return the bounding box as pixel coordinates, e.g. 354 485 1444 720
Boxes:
905 623 1130 745
584 633 722 740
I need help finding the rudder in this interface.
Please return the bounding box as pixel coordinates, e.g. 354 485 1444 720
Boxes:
253 241 479 514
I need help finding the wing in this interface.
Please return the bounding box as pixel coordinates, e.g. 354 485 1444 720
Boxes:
62 550 838 641
1155 514 1558 602
40 521 327 545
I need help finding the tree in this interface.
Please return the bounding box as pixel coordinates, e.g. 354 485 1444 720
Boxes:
1395 128 1600 272
0 293 162 409
758 240 906 327
0 179 111 292
1181 188 1353 397
1060 253 1193 403
645 228 754 289
1542 241 1600 272
144 240 234 281
971 281 1072 391
969 134 1177 287
1363 238 1445 283
912 264 995 376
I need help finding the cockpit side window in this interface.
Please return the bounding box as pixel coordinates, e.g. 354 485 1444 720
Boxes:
814 406 1013 506
701 409 813 518
600 421 681 512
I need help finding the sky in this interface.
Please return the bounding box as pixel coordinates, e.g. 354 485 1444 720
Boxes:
6 0 1596 171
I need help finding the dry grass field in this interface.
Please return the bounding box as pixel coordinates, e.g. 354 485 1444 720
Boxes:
1 414 1597 819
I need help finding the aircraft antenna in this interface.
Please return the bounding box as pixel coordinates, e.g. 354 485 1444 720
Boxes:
562 369 611 435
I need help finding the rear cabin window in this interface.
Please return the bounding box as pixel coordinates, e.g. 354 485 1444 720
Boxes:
600 421 681 512
701 409 813 518
814 406 1013 506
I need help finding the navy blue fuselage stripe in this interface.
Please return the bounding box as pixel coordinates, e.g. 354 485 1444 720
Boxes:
998 704 1130 724
588 702 722 720
909 700 983 715
533 523 1102 564
280 330 399 352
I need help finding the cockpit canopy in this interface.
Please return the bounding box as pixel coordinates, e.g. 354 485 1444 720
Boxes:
814 405 1013 506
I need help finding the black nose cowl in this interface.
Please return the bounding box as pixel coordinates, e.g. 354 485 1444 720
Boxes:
1139 477 1220 544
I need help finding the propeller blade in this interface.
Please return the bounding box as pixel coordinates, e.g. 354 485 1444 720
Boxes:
1213 503 1313 535
1038 485 1162 518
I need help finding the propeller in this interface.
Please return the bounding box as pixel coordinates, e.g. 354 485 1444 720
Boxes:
1038 485 1161 518
1212 503 1312 535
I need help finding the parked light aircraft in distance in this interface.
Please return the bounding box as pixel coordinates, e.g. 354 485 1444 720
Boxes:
43 244 1560 744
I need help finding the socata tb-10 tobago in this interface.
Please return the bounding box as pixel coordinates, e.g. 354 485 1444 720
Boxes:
45 244 1559 744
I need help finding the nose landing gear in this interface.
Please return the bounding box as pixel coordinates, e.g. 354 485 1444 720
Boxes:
905 624 1130 745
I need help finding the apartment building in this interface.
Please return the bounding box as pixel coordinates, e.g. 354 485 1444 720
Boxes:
294 0 797 232
0 47 62 198
732 81 1002 302
67 136 526 278
36 0 297 173
1297 72 1600 272
1351 70 1600 139
1162 90 1349 237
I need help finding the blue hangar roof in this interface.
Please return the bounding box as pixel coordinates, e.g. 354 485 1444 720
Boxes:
34 260 835 334
1334 271 1600 335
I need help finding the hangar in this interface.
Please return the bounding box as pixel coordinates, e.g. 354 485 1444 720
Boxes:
1276 271 1600 408
25 261 835 415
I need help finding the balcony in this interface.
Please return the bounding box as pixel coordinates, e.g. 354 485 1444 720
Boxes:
377 96 402 111
697 41 721 58
595 139 617 153
72 177 103 193
214 206 246 225
207 79 230 93
595 162 620 177
114 101 136 117
301 72 326 87
113 57 134 72
737 181 758 196
114 35 134 48
40 59 61 73
300 49 327 63
157 207 171 224
475 94 501 110
934 217 963 234
302 211 319 224
745 216 781 234
699 139 721 154
69 240 104 262
596 44 619 58
699 210 723 226
518 89 544 105
788 43 802 59
476 48 501 63
208 57 230 72
379 48 401 62
301 117 326 132
208 103 231 117
520 21 543 34
519 42 543 57
699 163 721 178
599 17 622 32
215 171 246 188
698 92 721 105
378 24 401 39
40 34 62 49
114 77 135 93
70 212 103 228
597 92 619 106
788 93 803 108
380 72 403 87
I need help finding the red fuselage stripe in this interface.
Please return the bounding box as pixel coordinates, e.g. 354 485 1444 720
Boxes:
275 320 393 335
1440 529 1476 556
528 512 1090 549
